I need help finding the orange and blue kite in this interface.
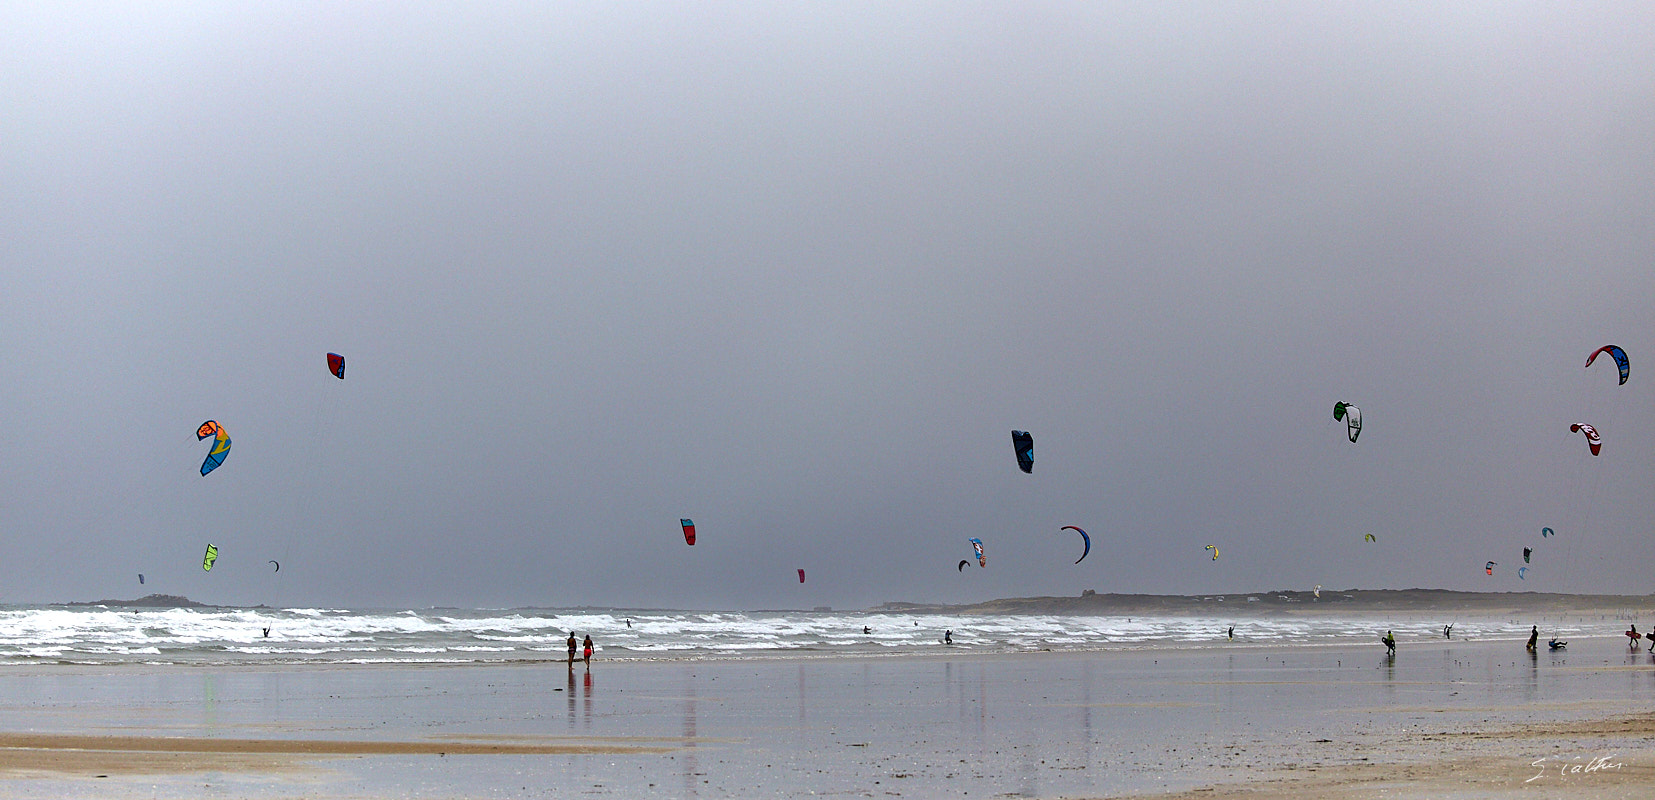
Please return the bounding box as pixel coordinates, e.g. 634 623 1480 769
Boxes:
197 420 231 476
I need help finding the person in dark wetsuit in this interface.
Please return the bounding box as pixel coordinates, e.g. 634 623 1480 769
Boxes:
943 630 953 645
1227 626 1234 641
261 627 270 638
1382 631 1395 655
1526 626 1538 652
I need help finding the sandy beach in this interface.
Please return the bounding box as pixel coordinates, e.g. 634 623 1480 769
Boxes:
1 634 1653 798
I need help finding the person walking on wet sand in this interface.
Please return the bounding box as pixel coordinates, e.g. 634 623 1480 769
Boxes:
1627 624 1642 651
567 632 578 665
1382 630 1395 655
1526 625 1538 652
582 634 593 667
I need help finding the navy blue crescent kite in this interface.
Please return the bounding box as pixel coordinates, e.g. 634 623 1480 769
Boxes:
1062 526 1091 564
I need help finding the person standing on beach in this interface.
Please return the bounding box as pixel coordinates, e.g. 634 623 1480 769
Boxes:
1526 626 1538 652
567 632 578 665
1382 631 1395 655
582 634 593 667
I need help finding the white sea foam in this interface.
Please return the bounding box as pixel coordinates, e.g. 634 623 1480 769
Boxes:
0 604 1593 666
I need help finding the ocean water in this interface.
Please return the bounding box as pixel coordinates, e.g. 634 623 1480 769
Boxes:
1 638 1647 799
0 604 1599 666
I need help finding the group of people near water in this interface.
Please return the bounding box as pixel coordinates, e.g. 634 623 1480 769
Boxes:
566 632 593 667
1622 624 1655 651
1524 625 1567 651
1378 625 1566 654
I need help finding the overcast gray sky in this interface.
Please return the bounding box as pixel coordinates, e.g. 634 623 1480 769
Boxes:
2 2 1651 609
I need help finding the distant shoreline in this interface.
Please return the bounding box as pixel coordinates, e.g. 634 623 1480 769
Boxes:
879 588 1655 615
61 594 212 609
41 589 1655 616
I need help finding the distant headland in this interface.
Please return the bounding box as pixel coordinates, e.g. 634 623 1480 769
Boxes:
42 589 1655 615
880 589 1655 615
63 594 211 609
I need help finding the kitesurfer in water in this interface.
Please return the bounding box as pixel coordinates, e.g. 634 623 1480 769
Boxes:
863 626 871 635
1227 626 1234 641
944 630 953 645
582 635 594 667
1382 631 1396 655
1443 624 1453 639
567 632 578 665
1526 626 1538 652
261 627 270 638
